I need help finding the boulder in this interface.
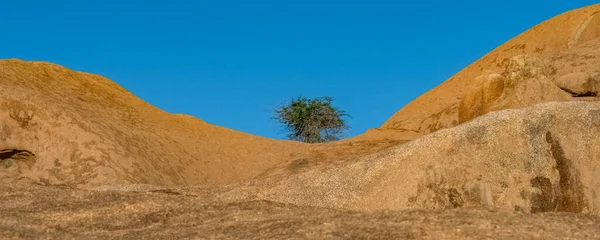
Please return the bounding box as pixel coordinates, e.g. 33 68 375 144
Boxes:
459 55 571 123
553 71 600 97
459 72 506 123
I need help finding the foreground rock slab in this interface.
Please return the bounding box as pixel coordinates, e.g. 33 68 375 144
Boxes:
1 184 600 240
222 102 600 214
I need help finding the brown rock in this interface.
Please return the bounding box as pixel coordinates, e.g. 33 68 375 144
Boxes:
0 60 404 186
459 72 505 123
380 4 600 139
459 55 572 123
554 71 600 97
3 184 600 239
0 59 308 186
3 4 600 239
224 102 600 214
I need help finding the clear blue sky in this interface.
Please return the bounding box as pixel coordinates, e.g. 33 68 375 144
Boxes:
1 1 597 139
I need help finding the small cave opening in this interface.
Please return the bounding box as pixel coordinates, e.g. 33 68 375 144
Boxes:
0 149 35 161
547 133 587 213
0 149 36 170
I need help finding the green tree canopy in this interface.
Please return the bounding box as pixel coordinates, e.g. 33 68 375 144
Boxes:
273 96 350 143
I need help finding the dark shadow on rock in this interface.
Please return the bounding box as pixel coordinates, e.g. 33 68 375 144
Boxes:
530 177 556 213
545 132 587 213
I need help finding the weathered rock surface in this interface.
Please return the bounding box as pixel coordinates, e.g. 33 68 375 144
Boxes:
2 4 600 240
458 55 572 123
220 102 600 214
0 59 423 187
0 60 310 186
554 71 600 97
2 184 600 239
380 4 600 139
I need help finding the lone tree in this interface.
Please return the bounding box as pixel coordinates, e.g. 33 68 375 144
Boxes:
273 96 350 143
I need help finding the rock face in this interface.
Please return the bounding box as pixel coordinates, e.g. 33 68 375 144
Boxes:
0 60 413 186
1 3 600 221
379 4 600 139
554 71 600 97
0 60 407 187
4 4 600 239
0 60 308 186
458 55 572 123
223 102 600 214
